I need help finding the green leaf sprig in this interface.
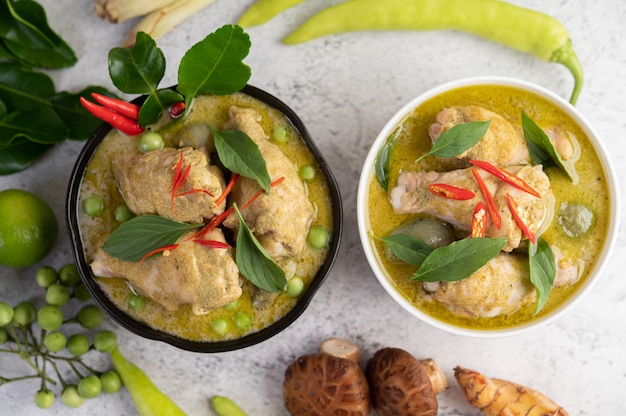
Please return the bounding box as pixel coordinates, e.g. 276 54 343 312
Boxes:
375 125 402 191
529 238 556 314
522 111 579 184
102 215 200 262
374 233 433 267
108 24 251 126
415 120 491 162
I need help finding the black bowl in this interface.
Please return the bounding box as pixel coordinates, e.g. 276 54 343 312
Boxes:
66 85 342 352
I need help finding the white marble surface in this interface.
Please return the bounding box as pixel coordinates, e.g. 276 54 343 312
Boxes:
1 0 626 414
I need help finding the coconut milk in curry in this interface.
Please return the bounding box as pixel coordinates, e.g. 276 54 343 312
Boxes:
366 84 611 330
79 92 333 342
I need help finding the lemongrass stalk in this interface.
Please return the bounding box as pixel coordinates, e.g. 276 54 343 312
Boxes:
94 0 179 23
123 0 217 47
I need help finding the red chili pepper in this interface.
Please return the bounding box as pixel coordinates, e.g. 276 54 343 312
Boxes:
428 183 475 200
471 169 502 230
214 174 240 208
470 201 488 238
169 102 185 118
170 152 186 213
470 160 541 198
80 97 144 136
138 244 179 264
91 92 141 120
506 193 536 243
192 239 230 249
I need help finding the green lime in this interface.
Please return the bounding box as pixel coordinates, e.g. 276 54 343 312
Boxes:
0 189 58 268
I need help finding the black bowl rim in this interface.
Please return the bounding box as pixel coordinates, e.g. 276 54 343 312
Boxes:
66 85 343 353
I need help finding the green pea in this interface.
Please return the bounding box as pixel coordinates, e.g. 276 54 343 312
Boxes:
73 283 92 302
287 276 305 298
0 302 14 326
138 132 164 153
12 301 36 326
59 263 81 286
223 300 238 311
46 284 70 307
211 318 229 336
67 334 90 357
82 195 104 218
129 293 146 311
78 375 102 399
0 328 7 344
61 386 84 408
114 204 135 223
298 165 316 183
234 312 252 331
100 371 122 394
77 305 104 329
34 390 55 409
307 226 329 249
44 331 67 352
36 266 58 288
271 125 289 143
94 330 117 353
37 305 64 332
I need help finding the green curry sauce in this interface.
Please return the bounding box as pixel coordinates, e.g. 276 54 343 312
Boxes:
366 85 611 330
79 93 333 342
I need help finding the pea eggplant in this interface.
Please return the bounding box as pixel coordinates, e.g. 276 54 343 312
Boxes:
283 0 583 105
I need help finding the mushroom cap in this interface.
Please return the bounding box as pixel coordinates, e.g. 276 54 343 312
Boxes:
366 347 438 416
283 352 371 416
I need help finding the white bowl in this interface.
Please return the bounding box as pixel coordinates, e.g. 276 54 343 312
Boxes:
357 76 619 337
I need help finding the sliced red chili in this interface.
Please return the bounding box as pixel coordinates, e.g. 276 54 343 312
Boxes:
192 240 230 249
470 160 541 198
428 183 475 200
214 174 240 208
80 97 144 136
170 152 185 213
169 102 185 118
470 201 488 238
91 92 141 120
506 193 536 243
471 169 502 230
138 244 179 264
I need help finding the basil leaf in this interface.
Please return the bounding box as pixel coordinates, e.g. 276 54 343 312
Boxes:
1 1 76 68
410 237 506 282
0 107 68 144
213 129 271 194
233 204 286 292
178 24 251 108
529 238 556 315
416 120 491 162
0 62 55 111
375 125 401 191
102 215 200 262
50 86 117 140
522 111 578 183
108 31 165 94
0 136 51 175
138 88 184 126
375 233 433 267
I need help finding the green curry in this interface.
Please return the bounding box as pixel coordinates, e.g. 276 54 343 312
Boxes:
366 84 611 330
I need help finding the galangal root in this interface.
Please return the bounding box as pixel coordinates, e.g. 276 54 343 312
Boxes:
454 366 568 416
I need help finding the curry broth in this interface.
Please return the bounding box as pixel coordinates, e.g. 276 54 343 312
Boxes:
79 93 333 342
366 85 611 330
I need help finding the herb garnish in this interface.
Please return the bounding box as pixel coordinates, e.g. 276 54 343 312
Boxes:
415 120 491 162
522 111 579 184
102 215 201 262
375 125 402 191
374 234 433 267
529 238 556 314
233 204 287 293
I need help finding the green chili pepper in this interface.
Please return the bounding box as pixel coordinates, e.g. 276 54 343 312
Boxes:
111 348 187 416
283 0 583 105
238 0 305 28
211 395 248 416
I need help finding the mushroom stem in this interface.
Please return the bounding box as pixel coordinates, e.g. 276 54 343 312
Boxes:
320 337 361 363
420 358 449 394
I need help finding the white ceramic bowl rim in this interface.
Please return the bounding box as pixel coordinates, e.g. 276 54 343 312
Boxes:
357 76 620 338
